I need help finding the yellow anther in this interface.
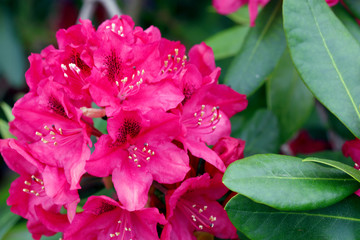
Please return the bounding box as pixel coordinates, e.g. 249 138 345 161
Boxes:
35 131 42 136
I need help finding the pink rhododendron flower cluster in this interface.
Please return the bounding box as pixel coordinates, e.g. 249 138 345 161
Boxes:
0 15 248 239
212 0 339 26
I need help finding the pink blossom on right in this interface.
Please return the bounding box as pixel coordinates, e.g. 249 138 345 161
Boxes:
212 0 339 26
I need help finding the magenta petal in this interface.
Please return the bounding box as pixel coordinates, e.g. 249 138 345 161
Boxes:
147 142 190 184
86 135 128 177
34 205 70 233
185 139 226 172
188 42 216 77
212 0 245 14
112 165 153 211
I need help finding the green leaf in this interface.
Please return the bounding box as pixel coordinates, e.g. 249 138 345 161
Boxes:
267 50 314 142
0 8 25 88
226 6 250 25
298 150 354 167
0 102 14 122
223 154 360 211
304 157 360 183
333 4 360 43
283 0 360 138
232 109 280 156
205 26 249 60
225 0 286 96
0 206 20 240
0 119 15 139
342 0 360 19
225 194 360 240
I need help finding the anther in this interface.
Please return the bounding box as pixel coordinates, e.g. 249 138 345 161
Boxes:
61 64 67 71
110 233 115 237
137 70 140 76
141 69 145 75
177 57 181 63
174 67 178 71
212 126 216 130
148 150 152 154
35 131 42 136
64 73 68 78
134 147 138 151
129 85 134 90
183 55 188 61
151 151 155 155
51 137 55 140
201 105 205 110
24 181 31 186
204 206 207 210
200 111 205 117
116 81 119 86
23 188 29 193
133 154 137 158
44 125 50 130
199 209 203 213
174 48 179 55
59 128 63 135
134 159 138 162
50 131 56 135
41 138 48 144
128 156 132 160
54 142 57 146
164 61 168 67
137 164 141 168
168 54 171 60
192 204 196 208
115 232 120 236
194 113 197 117
199 225 203 230
118 220 122 224
146 157 150 161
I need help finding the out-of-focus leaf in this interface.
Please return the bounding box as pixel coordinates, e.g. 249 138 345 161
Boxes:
333 4 360 43
205 26 249 60
225 194 360 240
0 119 15 139
0 102 14 122
0 8 25 88
226 6 250 25
284 0 360 138
232 109 280 156
342 0 360 19
225 0 286 96
267 50 314 143
223 154 360 211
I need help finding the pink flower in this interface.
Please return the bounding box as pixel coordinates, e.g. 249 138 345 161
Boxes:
178 83 247 172
0 139 74 238
86 109 190 210
64 195 167 240
343 139 360 169
161 174 237 240
9 81 93 190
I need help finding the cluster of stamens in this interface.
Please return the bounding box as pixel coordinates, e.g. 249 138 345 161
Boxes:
186 105 222 133
109 220 133 239
161 48 187 75
22 175 45 197
116 68 145 101
35 125 63 146
128 143 155 168
106 23 125 37
179 199 217 231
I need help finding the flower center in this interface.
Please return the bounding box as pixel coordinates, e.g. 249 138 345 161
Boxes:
35 125 82 147
114 118 141 146
109 212 135 239
178 197 217 231
127 143 155 168
183 105 222 134
115 68 145 101
105 22 125 37
160 48 187 76
22 175 46 197
48 96 67 117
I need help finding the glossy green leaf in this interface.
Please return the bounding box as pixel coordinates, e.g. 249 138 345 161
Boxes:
298 150 354 167
267 50 314 142
232 109 280 156
343 0 360 19
304 157 360 183
284 0 360 138
333 4 360 43
0 206 20 240
205 26 249 60
0 8 25 88
223 154 360 211
225 0 286 96
225 194 360 240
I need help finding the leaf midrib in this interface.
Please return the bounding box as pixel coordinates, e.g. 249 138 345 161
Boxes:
229 176 356 181
307 0 360 121
232 210 360 222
